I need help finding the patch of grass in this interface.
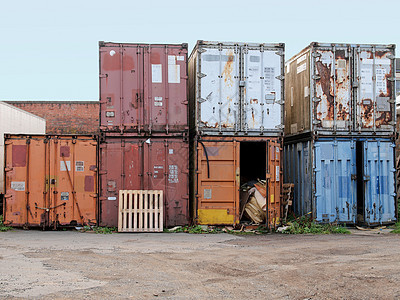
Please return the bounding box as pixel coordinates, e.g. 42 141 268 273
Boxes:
282 216 350 234
390 222 400 234
82 226 117 234
0 215 12 232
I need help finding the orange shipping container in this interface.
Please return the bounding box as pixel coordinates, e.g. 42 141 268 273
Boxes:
3 135 98 229
193 136 282 228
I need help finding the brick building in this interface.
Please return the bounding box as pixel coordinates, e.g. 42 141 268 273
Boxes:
5 101 99 134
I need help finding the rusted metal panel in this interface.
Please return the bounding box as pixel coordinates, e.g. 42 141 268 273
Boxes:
189 41 285 136
4 135 98 228
285 43 396 137
99 42 188 135
194 136 282 228
99 136 189 228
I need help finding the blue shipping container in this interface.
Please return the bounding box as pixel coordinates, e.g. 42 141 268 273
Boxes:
284 138 396 225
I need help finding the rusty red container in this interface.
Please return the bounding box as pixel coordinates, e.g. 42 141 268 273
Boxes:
99 42 189 135
99 135 189 227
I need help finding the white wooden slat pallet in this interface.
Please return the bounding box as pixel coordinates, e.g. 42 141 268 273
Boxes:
118 190 163 232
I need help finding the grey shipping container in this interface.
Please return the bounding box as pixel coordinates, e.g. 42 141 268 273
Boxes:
284 137 397 225
285 42 396 137
189 41 285 136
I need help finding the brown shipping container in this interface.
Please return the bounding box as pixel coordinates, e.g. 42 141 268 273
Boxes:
3 135 98 228
99 42 189 135
193 136 282 228
99 136 189 227
285 42 396 137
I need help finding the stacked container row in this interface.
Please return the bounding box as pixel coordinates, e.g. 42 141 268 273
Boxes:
284 42 397 225
189 41 285 227
3 135 98 228
99 42 190 228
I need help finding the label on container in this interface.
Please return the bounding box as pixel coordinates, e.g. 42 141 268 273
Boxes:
168 165 179 184
154 96 163 107
204 189 212 199
177 56 184 61
152 64 162 83
264 67 275 92
297 63 306 74
168 55 176 65
60 161 71 171
304 86 309 97
362 58 391 65
169 149 174 154
75 161 84 172
108 197 117 201
61 192 69 201
376 67 387 94
296 54 307 65
168 65 180 83
11 181 25 191
276 166 280 181
153 165 164 179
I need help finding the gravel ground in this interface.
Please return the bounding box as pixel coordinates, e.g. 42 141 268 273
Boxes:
1 229 400 299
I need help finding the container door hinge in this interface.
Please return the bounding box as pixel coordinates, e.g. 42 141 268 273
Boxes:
275 100 284 105
198 72 206 78
198 48 207 54
275 75 284 81
100 74 108 78
312 120 322 125
352 81 359 88
363 175 370 182
312 75 321 80
275 124 285 129
99 170 107 175
312 52 321 58
351 174 357 180
388 77 395 82
312 97 321 103
275 50 284 56
239 81 245 87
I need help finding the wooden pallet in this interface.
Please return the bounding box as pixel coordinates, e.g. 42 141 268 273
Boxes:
118 190 163 232
282 183 294 222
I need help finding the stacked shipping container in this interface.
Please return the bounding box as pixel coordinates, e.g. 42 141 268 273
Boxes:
189 41 285 227
284 42 397 225
99 42 190 228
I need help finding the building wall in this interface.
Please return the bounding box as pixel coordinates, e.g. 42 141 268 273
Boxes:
5 101 99 134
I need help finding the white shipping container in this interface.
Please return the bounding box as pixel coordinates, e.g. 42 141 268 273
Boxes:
189 41 285 136
0 102 46 194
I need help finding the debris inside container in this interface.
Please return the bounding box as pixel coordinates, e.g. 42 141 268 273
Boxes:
240 179 267 224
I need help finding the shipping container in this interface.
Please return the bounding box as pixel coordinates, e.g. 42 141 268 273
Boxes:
99 42 189 135
0 102 46 196
284 137 397 225
189 41 285 136
192 136 282 228
99 136 189 227
285 42 396 137
3 135 98 228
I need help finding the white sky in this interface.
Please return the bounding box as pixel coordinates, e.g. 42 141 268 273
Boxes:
0 0 398 100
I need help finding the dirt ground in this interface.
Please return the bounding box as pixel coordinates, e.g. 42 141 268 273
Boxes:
1 229 400 299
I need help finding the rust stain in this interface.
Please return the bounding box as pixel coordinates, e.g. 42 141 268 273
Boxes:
316 61 334 121
221 51 234 87
361 99 373 128
250 98 258 104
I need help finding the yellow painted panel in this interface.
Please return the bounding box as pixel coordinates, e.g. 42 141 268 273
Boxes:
270 194 274 203
198 209 235 225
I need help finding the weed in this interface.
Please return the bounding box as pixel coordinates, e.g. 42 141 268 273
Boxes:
81 226 117 234
281 216 350 234
0 215 12 232
390 222 400 234
166 225 268 235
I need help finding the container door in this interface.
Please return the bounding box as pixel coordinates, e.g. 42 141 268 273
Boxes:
4 138 47 227
355 47 395 132
99 139 142 227
196 141 239 224
266 140 281 227
314 140 356 223
198 46 240 132
313 47 352 131
100 44 143 131
363 140 396 225
243 47 283 133
144 139 189 227
143 46 188 133
53 138 98 227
